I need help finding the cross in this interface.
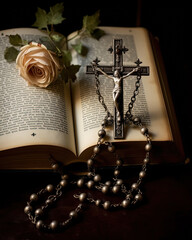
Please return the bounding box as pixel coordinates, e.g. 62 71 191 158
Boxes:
86 39 150 139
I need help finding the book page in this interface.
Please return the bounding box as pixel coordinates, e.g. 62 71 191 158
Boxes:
70 27 172 156
0 28 76 154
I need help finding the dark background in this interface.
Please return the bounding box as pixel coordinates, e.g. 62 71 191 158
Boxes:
1 1 192 239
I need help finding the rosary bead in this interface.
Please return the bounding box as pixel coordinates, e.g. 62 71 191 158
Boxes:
116 159 123 166
114 169 120 177
140 127 148 135
94 174 101 182
145 143 152 151
79 193 87 202
24 205 32 214
131 183 138 190
69 211 78 219
143 158 149 164
60 179 68 188
87 159 94 167
105 181 112 186
102 185 109 194
87 172 93 178
135 193 143 201
46 184 54 192
61 174 69 180
50 220 59 230
95 199 102 206
126 193 133 200
98 129 106 138
108 144 115 152
112 185 120 194
35 208 43 216
30 193 38 202
52 163 60 171
102 119 107 126
139 171 146 178
87 180 94 189
121 199 130 208
133 117 141 125
93 145 100 154
77 178 84 187
103 201 111 210
36 220 44 229
116 179 123 185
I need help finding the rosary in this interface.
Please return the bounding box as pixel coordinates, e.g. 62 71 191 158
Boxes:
24 39 152 231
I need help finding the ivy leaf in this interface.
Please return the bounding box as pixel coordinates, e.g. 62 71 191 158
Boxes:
32 7 48 30
47 3 65 25
4 47 19 62
39 36 57 52
91 28 105 40
9 34 23 46
62 50 72 67
67 64 81 82
82 10 100 35
71 42 88 56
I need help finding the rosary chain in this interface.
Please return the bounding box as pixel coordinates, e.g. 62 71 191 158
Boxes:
125 71 141 122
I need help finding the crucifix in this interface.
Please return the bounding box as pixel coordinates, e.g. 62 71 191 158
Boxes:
86 39 150 139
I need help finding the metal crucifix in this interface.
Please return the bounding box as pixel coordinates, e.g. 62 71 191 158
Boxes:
86 39 150 139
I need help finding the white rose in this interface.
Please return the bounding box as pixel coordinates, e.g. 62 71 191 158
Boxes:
16 42 61 88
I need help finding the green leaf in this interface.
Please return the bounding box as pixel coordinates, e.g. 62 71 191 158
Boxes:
47 2 65 25
62 50 72 67
71 42 88 56
9 34 23 46
91 28 105 40
82 10 100 34
4 47 19 62
39 36 57 52
32 7 48 30
67 64 81 82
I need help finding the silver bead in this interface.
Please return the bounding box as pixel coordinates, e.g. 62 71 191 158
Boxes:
116 179 123 185
102 185 109 194
69 211 78 219
105 181 112 186
50 220 58 230
143 158 149 164
95 199 101 206
98 129 106 138
145 143 152 151
141 127 148 135
30 193 38 202
108 144 115 152
112 185 120 194
122 199 130 208
35 208 43 216
87 180 94 189
114 169 120 177
87 159 94 167
116 159 123 166
60 179 68 188
133 117 141 125
135 193 143 201
93 146 100 154
24 205 32 214
94 174 101 182
46 184 54 192
77 178 84 187
52 163 59 171
36 220 44 229
103 201 111 210
131 183 138 190
61 174 69 180
139 171 146 178
79 193 87 202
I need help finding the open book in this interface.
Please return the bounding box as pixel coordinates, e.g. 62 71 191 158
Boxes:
0 27 185 170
